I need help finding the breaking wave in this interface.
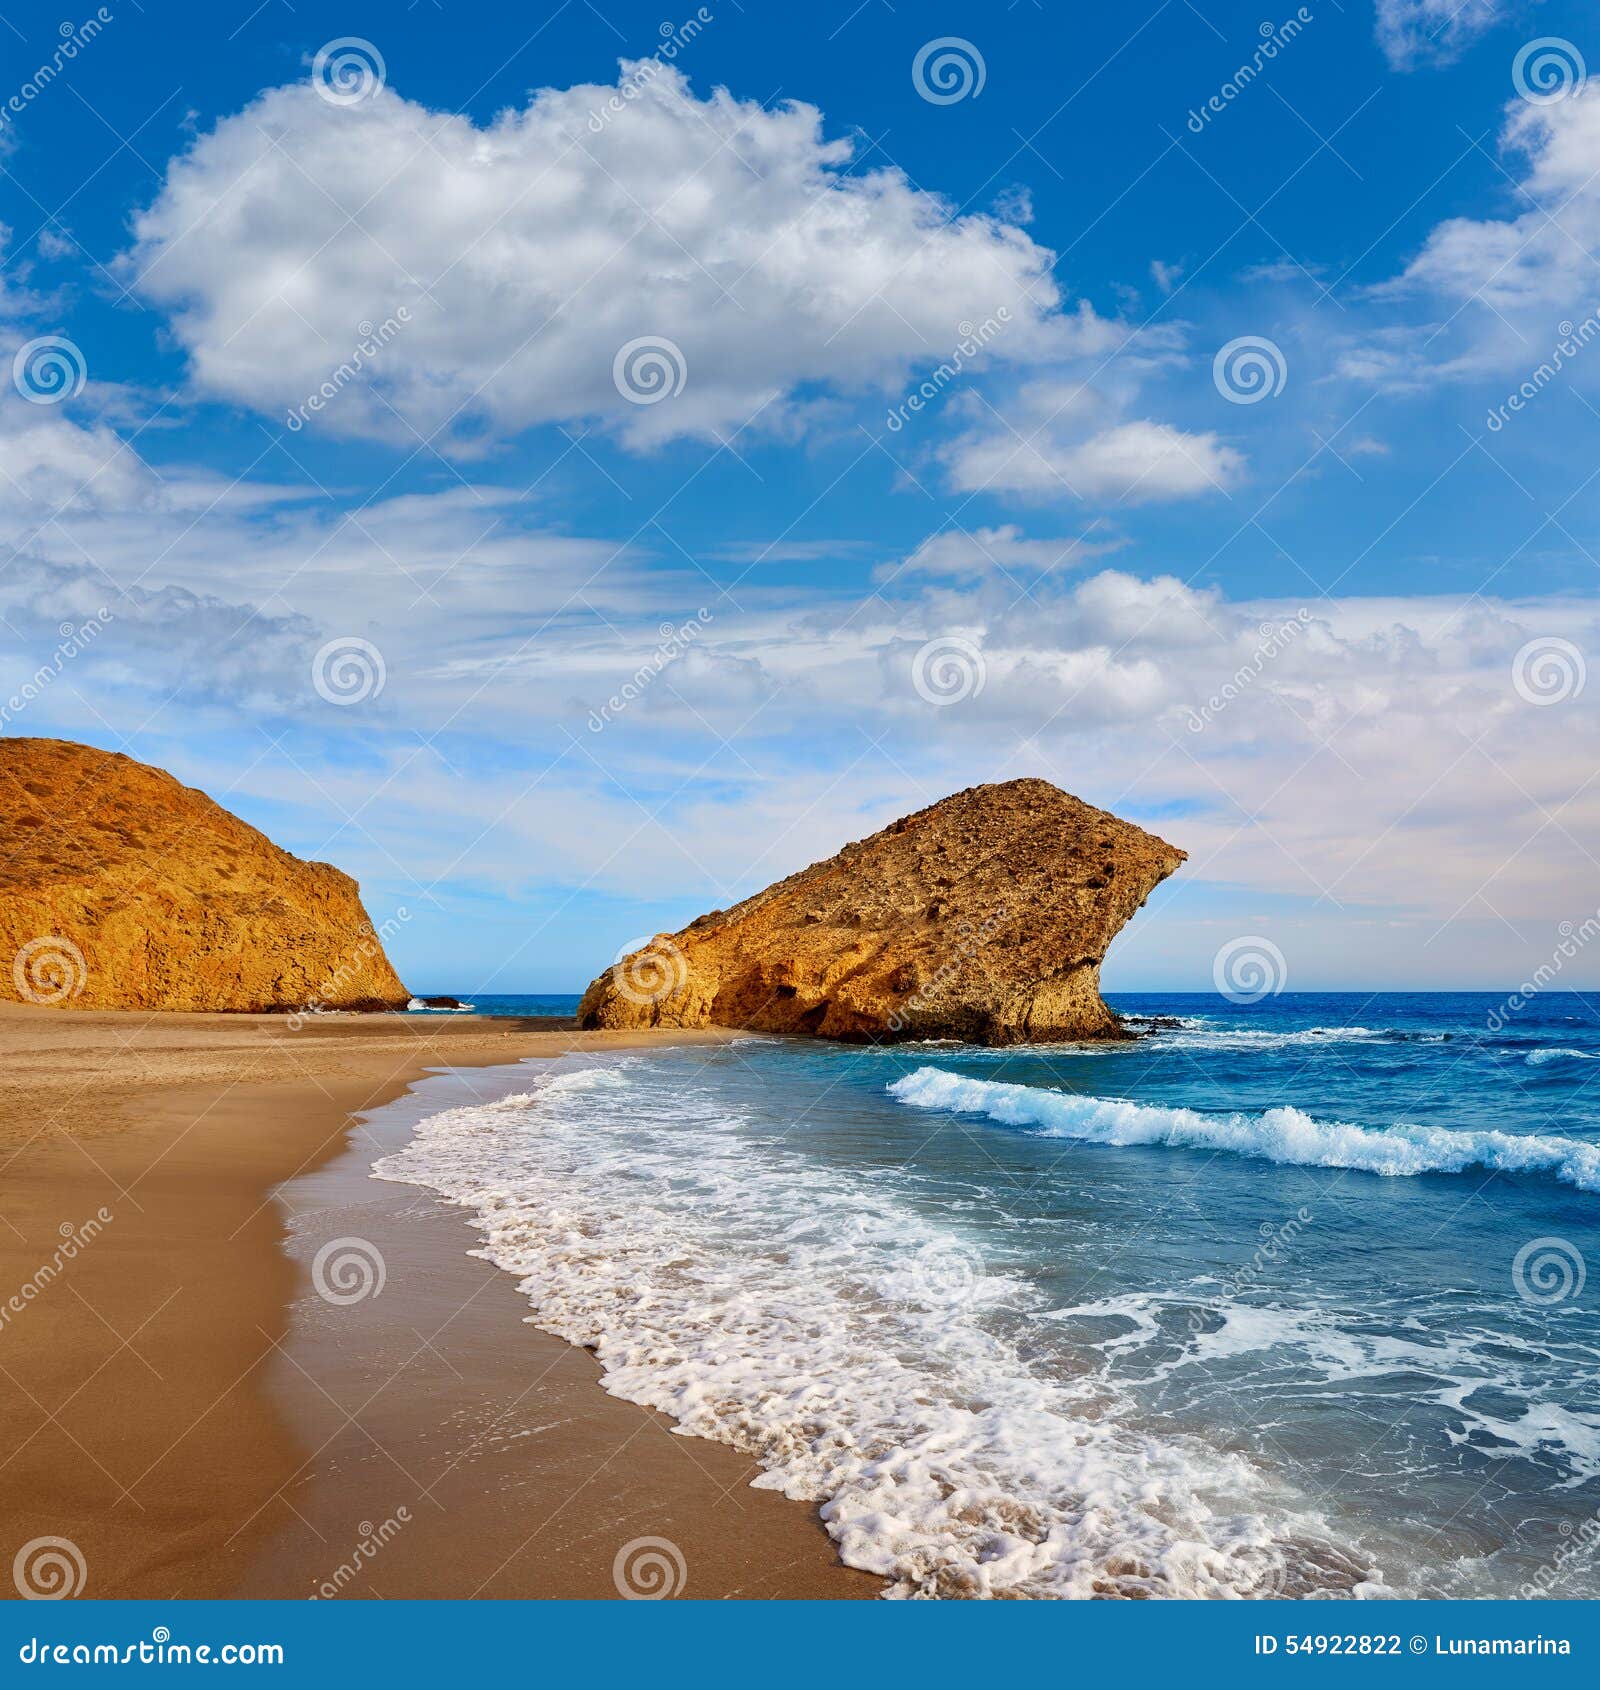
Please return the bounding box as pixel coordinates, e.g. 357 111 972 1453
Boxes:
888 1067 1600 1194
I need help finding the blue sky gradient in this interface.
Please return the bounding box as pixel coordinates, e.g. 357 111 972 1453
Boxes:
2 0 1597 994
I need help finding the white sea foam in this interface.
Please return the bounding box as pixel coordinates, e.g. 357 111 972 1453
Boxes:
1526 1048 1599 1065
1147 1024 1448 1052
375 1057 1380 1599
889 1067 1600 1194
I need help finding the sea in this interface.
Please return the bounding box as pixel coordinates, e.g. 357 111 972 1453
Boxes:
378 991 1600 1600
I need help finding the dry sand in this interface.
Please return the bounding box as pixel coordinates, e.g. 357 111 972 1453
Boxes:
0 1003 876 1600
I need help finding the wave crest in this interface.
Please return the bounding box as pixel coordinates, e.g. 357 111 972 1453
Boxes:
888 1067 1600 1194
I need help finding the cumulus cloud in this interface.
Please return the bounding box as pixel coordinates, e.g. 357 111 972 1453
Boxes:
944 415 1245 503
1397 90 1599 316
1374 0 1509 70
122 65 1090 450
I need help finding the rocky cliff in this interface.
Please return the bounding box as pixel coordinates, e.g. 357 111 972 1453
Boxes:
0 738 409 1013
578 779 1184 1045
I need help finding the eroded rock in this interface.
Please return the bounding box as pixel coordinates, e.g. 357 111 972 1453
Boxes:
578 778 1184 1044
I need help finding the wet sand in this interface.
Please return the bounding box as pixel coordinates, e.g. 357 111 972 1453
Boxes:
0 1005 876 1600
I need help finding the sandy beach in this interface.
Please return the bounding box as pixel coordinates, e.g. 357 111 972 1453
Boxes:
0 1004 875 1600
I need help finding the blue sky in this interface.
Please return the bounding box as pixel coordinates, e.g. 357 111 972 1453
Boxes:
2 0 1598 994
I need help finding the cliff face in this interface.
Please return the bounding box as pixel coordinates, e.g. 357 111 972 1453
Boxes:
0 739 409 1013
578 779 1184 1045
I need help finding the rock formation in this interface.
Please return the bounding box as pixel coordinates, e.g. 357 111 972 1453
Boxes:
0 738 409 1013
578 778 1184 1045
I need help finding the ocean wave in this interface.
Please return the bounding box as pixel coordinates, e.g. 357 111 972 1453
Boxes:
1526 1048 1600 1065
375 1058 1382 1599
1140 1024 1436 1052
888 1067 1600 1194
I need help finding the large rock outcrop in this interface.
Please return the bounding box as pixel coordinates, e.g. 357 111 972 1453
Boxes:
578 779 1184 1045
0 738 409 1013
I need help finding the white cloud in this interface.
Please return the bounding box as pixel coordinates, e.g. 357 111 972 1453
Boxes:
123 66 1088 450
880 523 1124 582
1374 0 1508 70
944 416 1245 503
1396 91 1600 316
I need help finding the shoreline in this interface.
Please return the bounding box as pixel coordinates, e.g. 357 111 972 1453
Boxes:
0 1005 874 1600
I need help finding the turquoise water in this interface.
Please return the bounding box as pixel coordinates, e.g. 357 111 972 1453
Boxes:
381 992 1600 1598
